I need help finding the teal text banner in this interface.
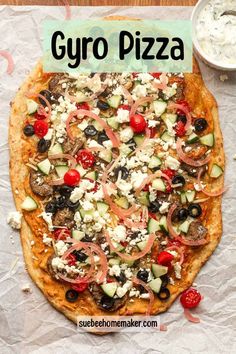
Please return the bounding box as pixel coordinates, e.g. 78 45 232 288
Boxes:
43 20 192 73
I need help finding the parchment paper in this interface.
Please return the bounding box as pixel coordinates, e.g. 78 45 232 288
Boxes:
0 5 236 354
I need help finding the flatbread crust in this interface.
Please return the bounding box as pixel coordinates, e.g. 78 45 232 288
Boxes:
8 19 224 329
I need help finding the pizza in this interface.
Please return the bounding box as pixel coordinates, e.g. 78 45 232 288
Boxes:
9 54 225 324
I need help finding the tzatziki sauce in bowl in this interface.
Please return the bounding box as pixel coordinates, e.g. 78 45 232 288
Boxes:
192 0 236 71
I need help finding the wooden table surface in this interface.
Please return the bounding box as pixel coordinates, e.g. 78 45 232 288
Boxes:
0 0 197 6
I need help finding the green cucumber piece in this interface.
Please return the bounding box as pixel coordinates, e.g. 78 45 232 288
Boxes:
137 191 150 207
147 218 160 234
111 241 125 252
180 191 187 204
133 134 145 147
159 215 168 232
101 282 118 298
107 116 119 130
97 201 109 215
187 133 199 144
21 196 38 211
108 258 121 266
55 165 69 178
26 99 38 115
151 264 168 278
99 150 112 163
79 208 95 219
48 143 63 156
85 170 98 181
153 100 167 117
200 133 214 147
179 220 191 233
152 178 166 192
161 131 175 143
37 158 51 175
161 113 177 124
148 278 162 293
72 230 85 241
185 190 196 203
75 164 87 177
114 196 129 209
148 156 162 169
210 164 223 178
137 240 148 251
108 95 122 109
93 120 104 132
122 259 135 267
119 144 133 156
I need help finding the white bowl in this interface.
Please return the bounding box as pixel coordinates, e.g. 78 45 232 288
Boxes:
191 0 236 71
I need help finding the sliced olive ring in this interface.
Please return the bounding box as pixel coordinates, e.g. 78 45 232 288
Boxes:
137 269 149 283
177 208 189 222
194 118 208 132
100 295 115 310
114 166 129 180
157 288 170 301
73 250 87 262
172 175 185 187
84 125 98 137
160 274 169 289
148 200 161 213
188 203 202 218
65 289 79 303
23 124 35 137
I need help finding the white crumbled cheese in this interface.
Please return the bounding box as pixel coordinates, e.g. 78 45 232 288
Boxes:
87 75 102 93
109 264 121 277
120 127 134 143
78 120 88 131
116 108 130 123
159 202 170 214
113 85 124 95
55 240 68 256
130 171 148 189
103 140 113 149
52 256 67 271
81 200 94 211
116 280 132 298
219 74 228 82
74 211 82 226
165 156 180 171
44 128 53 141
87 139 101 148
139 293 150 299
137 73 154 84
116 179 133 193
112 225 127 242
7 211 22 229
124 268 133 279
132 84 147 98
40 212 53 231
174 262 182 279
194 182 205 191
42 233 52 246
149 186 157 202
129 288 140 298
70 187 84 203
148 119 159 128
83 214 93 223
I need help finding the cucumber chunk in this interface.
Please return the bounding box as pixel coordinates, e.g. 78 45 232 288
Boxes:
187 133 199 144
21 196 38 211
137 191 150 207
119 144 133 156
48 143 63 156
85 170 98 181
159 215 168 232
179 220 191 233
97 201 109 215
108 258 121 266
55 165 69 178
161 113 177 124
185 190 196 203
180 191 187 204
114 196 129 209
147 218 160 234
200 133 214 147
151 264 168 278
210 164 223 178
26 99 38 115
108 95 122 109
37 158 52 175
152 178 166 192
75 164 87 177
79 208 95 219
153 100 167 117
161 131 175 143
133 134 145 147
101 282 118 298
111 241 125 252
148 278 162 294
93 120 104 132
99 150 112 163
107 116 119 130
148 156 162 169
137 240 148 251
72 230 85 241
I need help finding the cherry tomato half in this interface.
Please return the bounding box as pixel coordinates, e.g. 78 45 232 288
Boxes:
175 121 186 137
157 251 174 266
151 72 162 79
72 282 88 293
76 102 90 110
180 288 202 309
77 150 96 169
53 227 71 240
130 114 147 133
67 254 77 266
33 120 49 138
64 169 81 186
176 99 190 115
119 104 131 111
34 111 47 120
162 169 175 179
